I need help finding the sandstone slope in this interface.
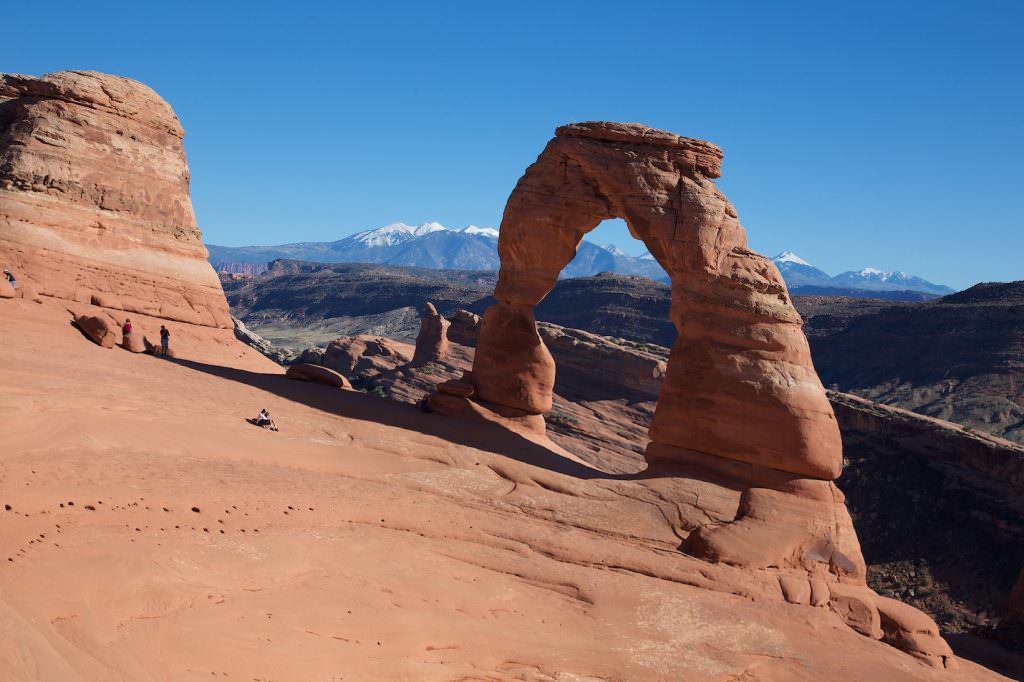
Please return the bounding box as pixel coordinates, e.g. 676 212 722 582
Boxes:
1 291 1009 681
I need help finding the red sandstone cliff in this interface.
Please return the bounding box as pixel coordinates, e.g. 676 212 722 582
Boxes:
0 70 230 328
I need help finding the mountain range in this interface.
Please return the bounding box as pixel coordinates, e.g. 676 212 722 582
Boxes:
208 222 666 280
774 251 955 296
208 223 955 297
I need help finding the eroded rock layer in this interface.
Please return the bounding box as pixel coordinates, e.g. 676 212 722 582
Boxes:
0 70 230 328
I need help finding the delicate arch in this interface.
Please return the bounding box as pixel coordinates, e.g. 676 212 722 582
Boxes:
471 122 841 480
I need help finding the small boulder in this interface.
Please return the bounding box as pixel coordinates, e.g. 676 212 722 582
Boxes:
436 378 475 398
875 595 957 669
75 314 116 348
143 335 174 357
412 302 450 366
294 347 326 366
286 363 352 389
121 332 147 353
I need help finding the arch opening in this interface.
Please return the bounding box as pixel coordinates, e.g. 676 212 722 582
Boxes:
557 218 668 282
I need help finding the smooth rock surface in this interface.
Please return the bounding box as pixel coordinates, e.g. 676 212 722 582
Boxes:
4 298 1005 680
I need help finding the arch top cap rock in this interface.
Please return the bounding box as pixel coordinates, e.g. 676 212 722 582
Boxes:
555 121 723 178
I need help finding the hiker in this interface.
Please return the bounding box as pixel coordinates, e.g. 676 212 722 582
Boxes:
159 325 170 356
3 269 15 289
122 318 133 336
256 408 278 431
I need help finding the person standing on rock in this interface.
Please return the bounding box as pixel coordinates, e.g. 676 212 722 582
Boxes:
3 269 15 289
159 325 170 356
122 318 133 337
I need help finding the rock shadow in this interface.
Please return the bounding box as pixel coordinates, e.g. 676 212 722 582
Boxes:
169 357 642 482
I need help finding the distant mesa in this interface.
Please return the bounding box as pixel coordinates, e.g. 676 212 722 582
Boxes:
0 70 231 329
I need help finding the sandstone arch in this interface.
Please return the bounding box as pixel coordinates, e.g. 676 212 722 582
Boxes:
470 121 842 481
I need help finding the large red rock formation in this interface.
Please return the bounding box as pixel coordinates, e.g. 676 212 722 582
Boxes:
429 121 955 668
0 70 230 328
469 121 839 479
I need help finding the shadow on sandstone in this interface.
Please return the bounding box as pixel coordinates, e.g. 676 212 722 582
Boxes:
169 356 643 481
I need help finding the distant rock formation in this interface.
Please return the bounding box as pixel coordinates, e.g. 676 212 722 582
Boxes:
537 323 665 401
802 282 1024 445
323 336 411 378
0 70 230 328
411 302 449 366
232 316 297 364
447 309 482 346
428 121 954 668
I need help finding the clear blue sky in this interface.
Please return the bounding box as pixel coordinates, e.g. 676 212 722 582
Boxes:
6 1 1022 288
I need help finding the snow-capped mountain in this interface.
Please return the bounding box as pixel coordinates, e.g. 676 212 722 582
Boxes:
770 252 954 296
350 221 453 247
829 268 955 295
461 225 500 238
208 221 668 280
771 251 832 288
599 243 630 257
209 230 953 298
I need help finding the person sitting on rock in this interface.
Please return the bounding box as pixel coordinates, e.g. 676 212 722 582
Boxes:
255 408 278 431
122 318 133 337
159 325 170 356
3 269 15 289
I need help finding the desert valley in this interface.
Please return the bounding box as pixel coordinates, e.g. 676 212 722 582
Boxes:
2 65 1023 682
